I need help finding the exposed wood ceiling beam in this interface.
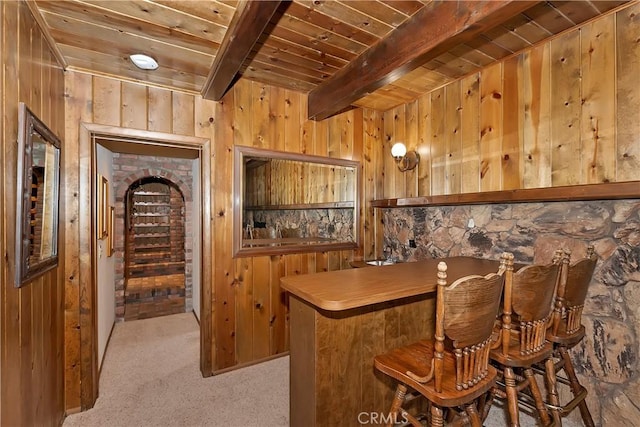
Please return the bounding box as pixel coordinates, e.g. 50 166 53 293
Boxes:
307 0 540 121
201 0 284 101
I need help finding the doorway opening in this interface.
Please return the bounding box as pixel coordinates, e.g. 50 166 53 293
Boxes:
77 122 213 410
124 177 187 320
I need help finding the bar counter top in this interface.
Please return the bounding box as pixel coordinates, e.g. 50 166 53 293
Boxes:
281 256 506 311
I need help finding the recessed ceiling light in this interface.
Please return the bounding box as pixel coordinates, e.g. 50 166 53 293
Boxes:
129 54 158 70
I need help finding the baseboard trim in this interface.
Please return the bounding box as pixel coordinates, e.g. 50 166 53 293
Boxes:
212 352 290 376
99 321 116 377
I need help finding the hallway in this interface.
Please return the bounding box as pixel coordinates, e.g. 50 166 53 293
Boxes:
63 313 289 427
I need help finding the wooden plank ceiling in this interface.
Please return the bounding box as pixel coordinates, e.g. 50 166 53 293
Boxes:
33 0 629 119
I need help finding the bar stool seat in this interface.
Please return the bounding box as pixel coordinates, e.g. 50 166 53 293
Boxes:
489 251 563 427
538 247 597 427
374 255 509 427
375 340 498 408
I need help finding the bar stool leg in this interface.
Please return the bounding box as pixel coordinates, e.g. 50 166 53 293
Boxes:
545 358 562 426
524 367 552 426
464 402 482 427
559 347 595 427
387 384 407 427
430 404 444 427
504 367 520 426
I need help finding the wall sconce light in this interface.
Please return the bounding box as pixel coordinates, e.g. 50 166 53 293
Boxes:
391 142 420 172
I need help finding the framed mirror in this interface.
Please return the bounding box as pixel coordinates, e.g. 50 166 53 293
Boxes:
233 145 361 257
14 102 61 286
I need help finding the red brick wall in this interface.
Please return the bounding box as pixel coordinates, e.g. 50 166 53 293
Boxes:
111 153 194 319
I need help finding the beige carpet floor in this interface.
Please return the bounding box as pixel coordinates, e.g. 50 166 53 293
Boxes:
63 312 580 427
63 313 288 427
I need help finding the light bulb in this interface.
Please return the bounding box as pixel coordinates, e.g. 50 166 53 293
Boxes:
391 142 407 158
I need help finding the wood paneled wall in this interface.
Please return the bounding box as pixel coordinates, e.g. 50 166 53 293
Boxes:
63 73 383 408
1 2 66 426
381 4 640 199
211 79 379 367
246 159 356 206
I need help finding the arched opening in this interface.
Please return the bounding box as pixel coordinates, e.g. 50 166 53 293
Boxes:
124 177 186 320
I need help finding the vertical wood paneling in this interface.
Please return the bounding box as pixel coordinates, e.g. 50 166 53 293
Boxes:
430 88 445 195
63 72 92 413
382 110 395 198
327 251 341 272
314 119 329 157
300 94 314 155
284 89 302 153
37 31 51 422
404 100 418 197
522 44 551 188
417 94 431 196
362 109 376 260
460 73 480 193
92 77 120 126
234 79 252 147
615 4 640 181
444 82 462 195
352 108 363 260
328 114 342 159
502 56 523 190
252 83 269 148
2 2 66 425
550 30 582 186
214 89 237 368
252 256 271 359
581 15 616 184
120 82 147 130
376 8 638 201
235 257 253 364
392 106 406 196
270 87 284 151
270 254 287 354
479 62 503 192
147 87 172 133
2 3 22 423
193 96 215 374
172 92 195 136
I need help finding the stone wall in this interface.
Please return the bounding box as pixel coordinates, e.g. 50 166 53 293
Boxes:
382 199 640 425
245 207 354 240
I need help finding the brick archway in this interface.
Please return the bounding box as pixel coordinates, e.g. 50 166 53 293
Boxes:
115 168 192 202
113 164 195 320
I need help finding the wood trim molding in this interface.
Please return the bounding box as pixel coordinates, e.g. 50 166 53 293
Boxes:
24 0 68 69
371 181 640 208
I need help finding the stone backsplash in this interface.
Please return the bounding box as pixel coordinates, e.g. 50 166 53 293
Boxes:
382 199 640 426
245 208 354 241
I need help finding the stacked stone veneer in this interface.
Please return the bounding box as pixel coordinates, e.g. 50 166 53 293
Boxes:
382 199 640 425
112 153 194 320
245 207 354 240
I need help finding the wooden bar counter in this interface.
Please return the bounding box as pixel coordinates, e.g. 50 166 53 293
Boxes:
280 256 507 427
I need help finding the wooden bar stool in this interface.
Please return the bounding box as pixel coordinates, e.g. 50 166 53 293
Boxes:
489 251 563 427
373 254 509 427
540 247 597 426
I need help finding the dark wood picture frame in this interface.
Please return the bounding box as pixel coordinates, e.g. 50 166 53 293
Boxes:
15 102 62 286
